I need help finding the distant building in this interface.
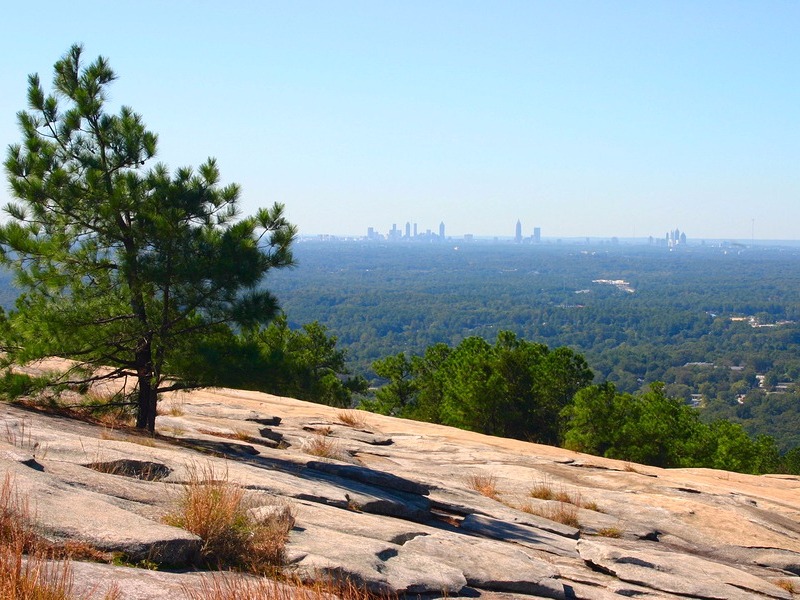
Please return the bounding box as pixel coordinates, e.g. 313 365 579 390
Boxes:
533 227 541 243
405 222 411 238
515 220 522 243
439 221 445 240
413 223 418 237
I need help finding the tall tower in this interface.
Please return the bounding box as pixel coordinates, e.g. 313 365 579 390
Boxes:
533 227 541 243
515 220 522 243
405 222 411 238
439 221 445 240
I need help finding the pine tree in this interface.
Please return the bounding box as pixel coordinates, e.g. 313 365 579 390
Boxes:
1 45 296 431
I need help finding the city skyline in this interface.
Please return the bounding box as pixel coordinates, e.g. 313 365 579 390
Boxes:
1 3 798 241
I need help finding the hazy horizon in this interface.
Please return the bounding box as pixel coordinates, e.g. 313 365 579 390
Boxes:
2 2 798 241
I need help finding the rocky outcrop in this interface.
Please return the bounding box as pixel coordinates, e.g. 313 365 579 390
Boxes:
2 383 800 599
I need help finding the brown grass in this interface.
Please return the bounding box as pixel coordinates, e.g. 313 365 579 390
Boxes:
160 393 187 417
164 464 295 573
521 501 580 528
596 526 622 538
529 481 599 511
775 579 796 593
529 480 555 501
336 410 367 429
4 419 49 460
582 500 601 512
466 472 499 499
184 572 395 600
197 428 259 445
0 473 79 599
303 434 346 460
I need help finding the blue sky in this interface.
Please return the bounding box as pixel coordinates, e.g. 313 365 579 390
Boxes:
1 1 798 240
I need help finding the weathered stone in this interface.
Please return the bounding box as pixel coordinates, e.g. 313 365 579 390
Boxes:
460 513 578 557
4 458 201 565
578 539 792 599
403 531 566 598
288 523 467 594
285 500 438 544
305 460 430 495
3 382 800 599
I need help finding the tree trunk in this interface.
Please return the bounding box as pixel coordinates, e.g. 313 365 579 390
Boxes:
134 339 157 432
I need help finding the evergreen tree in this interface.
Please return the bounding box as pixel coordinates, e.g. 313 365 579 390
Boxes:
0 45 295 430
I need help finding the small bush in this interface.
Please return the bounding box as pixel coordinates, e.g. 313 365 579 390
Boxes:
466 472 499 499
164 464 295 573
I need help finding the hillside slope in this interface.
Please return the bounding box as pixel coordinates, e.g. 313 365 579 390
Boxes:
2 384 799 599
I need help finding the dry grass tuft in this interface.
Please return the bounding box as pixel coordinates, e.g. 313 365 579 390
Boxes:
4 419 49 460
164 464 295 573
582 500 601 512
0 473 80 599
775 579 796 593
336 410 368 429
303 434 346 460
184 572 395 600
198 428 258 444
466 472 500 499
529 479 555 501
529 481 599 511
160 393 187 417
596 526 622 538
522 500 580 528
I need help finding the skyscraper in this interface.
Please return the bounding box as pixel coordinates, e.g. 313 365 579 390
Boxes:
533 227 541 243
439 221 445 240
515 220 522 243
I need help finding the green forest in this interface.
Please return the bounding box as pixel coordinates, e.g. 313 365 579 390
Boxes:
264 240 800 456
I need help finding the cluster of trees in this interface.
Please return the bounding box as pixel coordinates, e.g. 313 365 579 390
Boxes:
562 382 797 474
182 315 366 408
362 331 592 444
357 333 799 475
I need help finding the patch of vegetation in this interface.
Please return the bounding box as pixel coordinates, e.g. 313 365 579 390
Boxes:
337 410 368 429
521 500 580 529
466 472 499 499
596 526 622 538
0 473 80 599
183 573 397 600
163 464 295 573
302 434 346 461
